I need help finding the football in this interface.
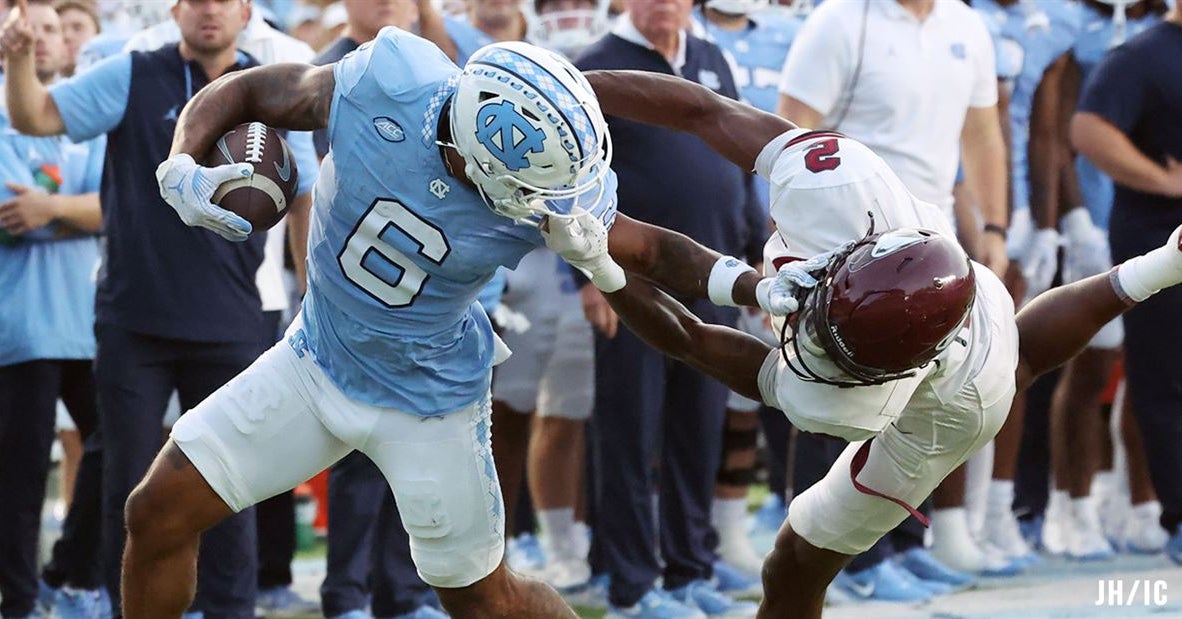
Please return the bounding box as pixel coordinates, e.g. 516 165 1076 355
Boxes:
203 122 299 232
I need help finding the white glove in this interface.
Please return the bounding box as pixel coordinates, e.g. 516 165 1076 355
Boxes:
1060 208 1111 284
542 207 626 292
156 153 255 242
491 303 532 335
754 244 847 315
1020 227 1061 299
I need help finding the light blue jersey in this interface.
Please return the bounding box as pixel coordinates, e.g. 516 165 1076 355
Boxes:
976 0 1080 217
1072 4 1162 229
444 15 495 65
0 109 103 366
301 28 616 415
695 9 801 212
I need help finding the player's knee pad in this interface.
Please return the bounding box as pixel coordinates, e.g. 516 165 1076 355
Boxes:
717 427 759 486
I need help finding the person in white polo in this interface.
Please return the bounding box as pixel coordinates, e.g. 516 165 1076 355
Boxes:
775 0 1009 597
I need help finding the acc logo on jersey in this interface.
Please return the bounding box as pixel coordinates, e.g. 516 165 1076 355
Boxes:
475 100 545 172
373 116 406 142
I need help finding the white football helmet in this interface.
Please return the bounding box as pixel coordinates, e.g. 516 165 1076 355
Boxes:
705 0 769 15
448 41 612 224
525 0 612 59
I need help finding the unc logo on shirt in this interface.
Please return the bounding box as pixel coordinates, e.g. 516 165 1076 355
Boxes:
699 69 722 91
950 42 967 60
475 100 545 172
373 116 406 142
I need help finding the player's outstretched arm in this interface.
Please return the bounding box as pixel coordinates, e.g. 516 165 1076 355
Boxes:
604 270 771 402
584 70 795 172
170 63 335 161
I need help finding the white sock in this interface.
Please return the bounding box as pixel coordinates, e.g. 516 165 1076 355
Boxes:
1116 227 1182 301
987 480 1015 517
537 508 576 560
1131 500 1161 521
711 497 748 531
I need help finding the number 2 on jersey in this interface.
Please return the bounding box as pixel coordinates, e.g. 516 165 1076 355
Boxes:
338 199 451 307
804 138 841 173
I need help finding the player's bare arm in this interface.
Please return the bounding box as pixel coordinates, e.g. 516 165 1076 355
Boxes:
171 63 335 160
584 70 795 173
604 270 770 402
608 213 764 306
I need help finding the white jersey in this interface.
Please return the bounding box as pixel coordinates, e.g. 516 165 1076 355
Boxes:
751 129 1017 441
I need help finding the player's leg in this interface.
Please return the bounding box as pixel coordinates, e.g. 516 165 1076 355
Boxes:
528 310 594 589
122 336 353 618
1120 395 1170 553
712 397 763 580
0 361 62 618
358 393 577 618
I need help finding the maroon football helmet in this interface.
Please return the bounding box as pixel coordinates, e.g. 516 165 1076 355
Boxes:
786 228 977 387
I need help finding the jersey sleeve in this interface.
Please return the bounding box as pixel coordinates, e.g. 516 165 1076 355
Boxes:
1076 44 1145 134
48 53 132 143
328 27 458 147
754 128 811 180
776 4 853 117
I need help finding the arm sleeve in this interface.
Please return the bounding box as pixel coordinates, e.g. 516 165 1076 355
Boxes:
48 53 132 143
1077 45 1144 134
967 12 999 108
286 130 320 196
776 6 852 117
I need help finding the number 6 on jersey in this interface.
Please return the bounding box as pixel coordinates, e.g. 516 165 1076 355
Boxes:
338 199 451 307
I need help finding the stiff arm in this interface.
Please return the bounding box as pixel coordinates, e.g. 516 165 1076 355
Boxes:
170 63 335 160
603 271 772 401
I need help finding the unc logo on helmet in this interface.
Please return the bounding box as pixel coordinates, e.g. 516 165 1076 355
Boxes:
475 100 547 172
447 41 612 224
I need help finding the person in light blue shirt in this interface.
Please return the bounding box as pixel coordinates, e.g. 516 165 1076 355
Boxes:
122 27 784 617
0 3 103 616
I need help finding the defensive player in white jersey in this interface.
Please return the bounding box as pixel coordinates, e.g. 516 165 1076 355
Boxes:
128 33 791 619
552 69 1182 618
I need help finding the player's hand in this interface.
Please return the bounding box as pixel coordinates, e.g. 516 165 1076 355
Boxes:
755 245 844 315
1 0 34 60
981 230 1010 279
1061 208 1111 284
156 153 254 242
0 182 56 235
541 208 626 292
580 283 619 338
1020 228 1060 299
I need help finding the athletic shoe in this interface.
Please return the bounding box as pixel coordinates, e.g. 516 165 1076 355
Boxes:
978 542 1025 577
388 606 449 619
256 585 319 616
751 495 786 535
668 581 757 618
892 561 952 597
507 533 546 573
1124 503 1169 554
54 587 106 619
1165 525 1182 565
832 561 931 603
1041 492 1070 555
37 579 57 616
181 613 204 619
538 557 592 592
896 548 975 590
605 589 706 619
715 526 764 580
564 573 610 609
710 561 762 597
1067 497 1116 561
1018 515 1043 551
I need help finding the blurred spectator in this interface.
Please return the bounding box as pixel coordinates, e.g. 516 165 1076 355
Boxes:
575 0 766 615
286 2 326 49
0 4 103 618
53 0 98 75
420 0 527 64
1071 2 1182 565
122 3 321 613
4 0 267 615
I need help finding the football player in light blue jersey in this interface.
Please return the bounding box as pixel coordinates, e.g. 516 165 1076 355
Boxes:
143 31 794 618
